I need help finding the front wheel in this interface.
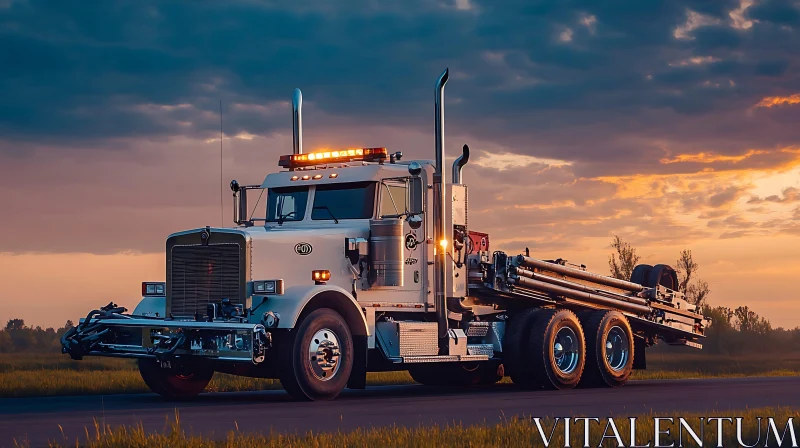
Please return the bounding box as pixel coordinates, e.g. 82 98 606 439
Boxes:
278 308 354 401
137 359 214 399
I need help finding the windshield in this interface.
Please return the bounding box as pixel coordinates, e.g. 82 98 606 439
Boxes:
266 186 309 222
311 181 376 220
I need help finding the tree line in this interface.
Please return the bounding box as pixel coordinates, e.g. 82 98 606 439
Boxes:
0 236 797 354
609 235 800 354
0 319 74 353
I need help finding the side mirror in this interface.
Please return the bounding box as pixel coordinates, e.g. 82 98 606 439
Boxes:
231 180 252 226
408 176 423 216
406 214 423 230
408 161 422 177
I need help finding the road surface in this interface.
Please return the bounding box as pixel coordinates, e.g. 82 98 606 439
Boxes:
2 376 799 447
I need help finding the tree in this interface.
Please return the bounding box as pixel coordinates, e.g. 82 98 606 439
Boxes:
5 319 24 331
734 306 772 335
608 235 640 280
675 250 710 307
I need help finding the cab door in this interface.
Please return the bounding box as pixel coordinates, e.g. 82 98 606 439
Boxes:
378 177 426 302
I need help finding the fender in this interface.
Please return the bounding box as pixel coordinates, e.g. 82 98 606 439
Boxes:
132 296 166 317
259 284 369 336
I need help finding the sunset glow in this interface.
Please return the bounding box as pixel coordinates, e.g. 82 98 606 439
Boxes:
1 0 799 330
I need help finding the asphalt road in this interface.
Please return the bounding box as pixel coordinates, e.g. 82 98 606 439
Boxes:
2 376 799 447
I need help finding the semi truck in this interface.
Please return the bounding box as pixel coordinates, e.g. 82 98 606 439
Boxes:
61 69 710 401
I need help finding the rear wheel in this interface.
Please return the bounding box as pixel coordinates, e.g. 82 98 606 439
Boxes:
521 309 586 390
278 308 354 401
503 308 540 388
137 359 214 399
579 310 634 388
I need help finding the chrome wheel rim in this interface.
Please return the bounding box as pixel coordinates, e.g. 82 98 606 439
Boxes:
308 328 341 381
553 326 580 374
605 326 630 372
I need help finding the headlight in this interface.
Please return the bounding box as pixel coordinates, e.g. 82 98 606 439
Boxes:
247 280 284 296
142 282 166 296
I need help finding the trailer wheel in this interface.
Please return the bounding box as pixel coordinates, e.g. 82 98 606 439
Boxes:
278 308 354 401
523 309 586 390
137 359 213 399
579 310 634 388
504 308 541 388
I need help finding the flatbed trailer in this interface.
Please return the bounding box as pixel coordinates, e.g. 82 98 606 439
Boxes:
62 68 709 400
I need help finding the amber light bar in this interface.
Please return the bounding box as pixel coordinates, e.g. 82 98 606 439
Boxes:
279 147 388 168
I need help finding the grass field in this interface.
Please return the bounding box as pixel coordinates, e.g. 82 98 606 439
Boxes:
15 407 799 447
2 350 799 398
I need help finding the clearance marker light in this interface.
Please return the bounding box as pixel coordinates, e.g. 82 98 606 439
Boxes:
279 147 388 168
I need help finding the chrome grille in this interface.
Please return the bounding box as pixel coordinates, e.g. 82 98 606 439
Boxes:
169 243 242 317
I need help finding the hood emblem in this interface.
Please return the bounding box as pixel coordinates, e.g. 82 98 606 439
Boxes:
295 242 313 255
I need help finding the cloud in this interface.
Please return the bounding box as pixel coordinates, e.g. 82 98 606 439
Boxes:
748 186 800 203
754 93 800 108
1 0 800 256
673 10 724 40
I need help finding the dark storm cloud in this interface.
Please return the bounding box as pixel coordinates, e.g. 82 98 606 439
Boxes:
747 0 800 27
1 0 799 167
2 0 800 255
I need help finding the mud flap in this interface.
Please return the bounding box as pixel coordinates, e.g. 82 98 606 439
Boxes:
633 336 647 370
347 335 368 389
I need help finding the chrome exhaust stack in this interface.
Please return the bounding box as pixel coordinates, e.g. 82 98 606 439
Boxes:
452 144 470 184
292 88 303 154
433 68 449 353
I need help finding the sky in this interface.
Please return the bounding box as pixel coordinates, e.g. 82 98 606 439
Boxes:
1 0 799 329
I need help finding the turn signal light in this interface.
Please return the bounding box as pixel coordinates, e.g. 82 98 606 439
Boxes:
312 270 331 283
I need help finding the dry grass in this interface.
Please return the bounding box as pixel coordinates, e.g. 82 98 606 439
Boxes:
2 351 799 398
18 407 799 447
0 354 415 398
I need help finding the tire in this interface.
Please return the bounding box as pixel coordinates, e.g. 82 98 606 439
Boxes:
579 310 634 388
523 309 586 390
503 308 541 388
137 359 214 399
630 264 652 286
278 308 354 401
647 264 679 290
409 362 502 387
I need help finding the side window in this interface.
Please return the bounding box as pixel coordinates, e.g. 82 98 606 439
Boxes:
380 181 408 217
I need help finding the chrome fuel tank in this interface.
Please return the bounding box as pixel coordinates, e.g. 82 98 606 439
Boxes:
369 219 404 287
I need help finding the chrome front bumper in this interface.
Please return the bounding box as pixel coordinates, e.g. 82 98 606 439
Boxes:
61 310 271 364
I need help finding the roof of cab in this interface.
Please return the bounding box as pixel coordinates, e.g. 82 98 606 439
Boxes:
260 160 434 189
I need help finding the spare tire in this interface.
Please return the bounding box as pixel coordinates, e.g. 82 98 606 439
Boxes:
647 264 679 290
630 264 652 286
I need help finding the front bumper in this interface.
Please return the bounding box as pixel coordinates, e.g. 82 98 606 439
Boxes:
61 305 271 364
